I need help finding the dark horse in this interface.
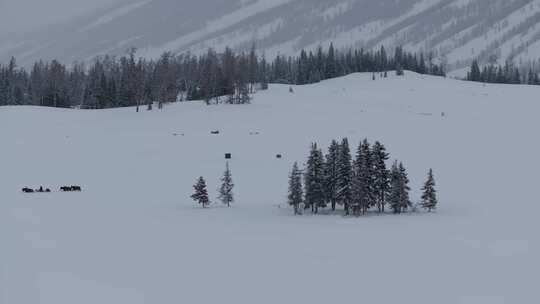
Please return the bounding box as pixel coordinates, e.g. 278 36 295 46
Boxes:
22 187 34 193
61 185 82 192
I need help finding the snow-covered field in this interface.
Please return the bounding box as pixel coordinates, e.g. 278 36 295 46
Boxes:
1 72 539 304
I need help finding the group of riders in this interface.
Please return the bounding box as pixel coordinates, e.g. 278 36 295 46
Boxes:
22 185 82 193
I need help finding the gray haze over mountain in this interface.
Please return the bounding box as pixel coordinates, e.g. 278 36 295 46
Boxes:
2 0 540 73
0 0 119 33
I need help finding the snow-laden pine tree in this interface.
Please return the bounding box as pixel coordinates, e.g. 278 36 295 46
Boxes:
421 169 438 212
218 162 234 207
389 161 411 214
336 138 353 214
248 43 258 93
325 43 337 79
304 143 326 213
191 177 210 208
352 139 373 215
324 139 340 211
468 60 481 81
388 162 401 214
398 162 411 212
372 141 390 213
287 162 304 215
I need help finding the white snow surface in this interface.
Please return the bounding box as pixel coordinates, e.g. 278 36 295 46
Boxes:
1 72 539 304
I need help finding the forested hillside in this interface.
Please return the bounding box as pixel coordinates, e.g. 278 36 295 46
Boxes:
0 45 445 108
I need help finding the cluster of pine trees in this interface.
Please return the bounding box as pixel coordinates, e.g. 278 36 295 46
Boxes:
0 44 445 108
288 139 437 216
191 162 234 208
467 60 540 85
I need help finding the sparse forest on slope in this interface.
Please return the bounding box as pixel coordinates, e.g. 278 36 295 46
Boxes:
0 45 445 108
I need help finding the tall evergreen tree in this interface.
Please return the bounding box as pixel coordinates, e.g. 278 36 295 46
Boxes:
248 43 258 93
191 177 210 208
388 162 401 214
389 161 411 214
324 140 340 211
421 169 438 212
336 138 353 214
352 140 372 215
325 43 337 79
218 162 234 207
287 162 304 215
398 162 411 212
372 141 390 213
468 60 481 82
304 143 326 213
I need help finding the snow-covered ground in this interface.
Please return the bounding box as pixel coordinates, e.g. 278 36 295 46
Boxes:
1 72 538 304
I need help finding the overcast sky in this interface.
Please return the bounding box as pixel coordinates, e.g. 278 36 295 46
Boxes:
0 0 121 34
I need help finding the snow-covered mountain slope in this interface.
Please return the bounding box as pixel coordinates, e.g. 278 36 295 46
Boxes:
2 73 539 303
2 0 540 71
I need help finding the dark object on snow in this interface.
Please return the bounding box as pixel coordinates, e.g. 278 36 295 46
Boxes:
60 185 82 192
37 186 44 192
211 130 220 135
225 153 232 159
45 188 51 193
22 187 34 193
276 154 282 159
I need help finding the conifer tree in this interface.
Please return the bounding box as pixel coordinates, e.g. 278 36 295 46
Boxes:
336 138 353 214
248 43 258 93
398 162 411 212
287 162 304 215
388 161 411 213
468 60 481 82
389 162 401 213
191 177 210 208
418 53 427 74
325 43 337 79
421 169 438 212
372 141 390 212
304 144 326 213
389 161 411 214
528 69 535 85
352 140 372 215
324 140 340 211
218 162 234 207
305 144 324 213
